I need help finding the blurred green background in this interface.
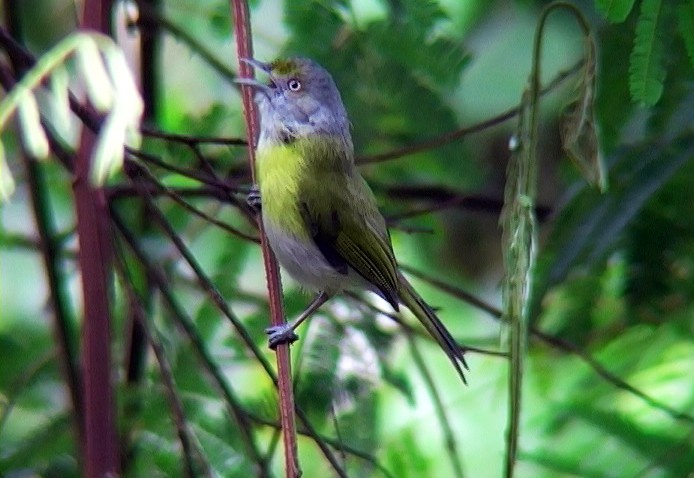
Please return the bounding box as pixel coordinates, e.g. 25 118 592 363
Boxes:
1 0 693 476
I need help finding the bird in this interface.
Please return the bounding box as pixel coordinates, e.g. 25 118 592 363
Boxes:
237 57 469 383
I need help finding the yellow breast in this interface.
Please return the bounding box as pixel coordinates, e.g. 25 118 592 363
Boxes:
255 142 308 240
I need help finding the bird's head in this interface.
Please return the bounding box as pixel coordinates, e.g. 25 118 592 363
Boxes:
237 57 351 145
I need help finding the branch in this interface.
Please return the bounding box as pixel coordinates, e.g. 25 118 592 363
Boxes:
136 1 237 83
110 207 269 476
377 183 553 222
2 10 82 439
116 166 348 476
21 148 83 447
407 334 465 478
344 291 507 358
121 162 259 243
141 125 247 146
356 60 581 165
115 254 212 478
229 2 301 477
247 413 397 478
401 265 694 427
76 2 119 476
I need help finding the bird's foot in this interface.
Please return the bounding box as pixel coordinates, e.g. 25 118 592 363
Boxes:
246 185 261 214
265 324 299 350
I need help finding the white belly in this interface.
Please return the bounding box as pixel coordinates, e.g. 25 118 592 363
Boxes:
263 219 349 294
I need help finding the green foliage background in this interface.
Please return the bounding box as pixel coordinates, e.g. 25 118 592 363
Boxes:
1 0 693 477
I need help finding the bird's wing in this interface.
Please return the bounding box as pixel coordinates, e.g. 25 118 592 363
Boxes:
299 200 400 309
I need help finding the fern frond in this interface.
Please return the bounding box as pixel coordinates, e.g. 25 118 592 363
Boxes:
629 0 666 105
595 0 637 23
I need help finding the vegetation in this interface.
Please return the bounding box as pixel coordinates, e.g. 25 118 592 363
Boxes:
0 0 692 477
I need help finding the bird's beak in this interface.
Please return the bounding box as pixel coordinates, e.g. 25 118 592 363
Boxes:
240 58 271 73
235 58 274 94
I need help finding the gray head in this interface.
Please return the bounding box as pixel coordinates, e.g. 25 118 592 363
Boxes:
239 57 352 147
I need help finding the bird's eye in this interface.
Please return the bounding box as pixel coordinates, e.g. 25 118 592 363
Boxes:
287 79 302 92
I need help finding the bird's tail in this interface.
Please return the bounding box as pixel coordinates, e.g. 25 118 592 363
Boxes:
398 273 469 384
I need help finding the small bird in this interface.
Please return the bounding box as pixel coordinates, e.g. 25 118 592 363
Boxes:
238 57 469 383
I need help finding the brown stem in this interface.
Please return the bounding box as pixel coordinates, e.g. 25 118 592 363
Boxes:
140 125 247 146
229 1 301 477
76 2 119 477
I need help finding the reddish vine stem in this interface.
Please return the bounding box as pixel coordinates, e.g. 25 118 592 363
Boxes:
76 1 119 477
229 1 301 477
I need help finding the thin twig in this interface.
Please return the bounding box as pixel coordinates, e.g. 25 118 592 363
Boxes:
20 148 83 450
400 265 502 318
107 183 234 201
401 265 694 426
141 125 247 146
129 168 350 476
248 413 397 478
136 1 238 83
126 163 259 243
115 254 208 478
407 334 465 478
124 168 272 373
532 329 694 426
126 148 237 193
110 208 270 476
344 291 507 358
356 60 581 165
116 171 348 476
376 183 553 222
126 171 269 471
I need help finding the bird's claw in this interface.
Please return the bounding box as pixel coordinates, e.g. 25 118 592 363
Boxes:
265 324 299 350
247 185 262 213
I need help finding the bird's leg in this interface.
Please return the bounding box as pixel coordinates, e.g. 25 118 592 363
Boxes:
246 185 262 214
266 291 331 349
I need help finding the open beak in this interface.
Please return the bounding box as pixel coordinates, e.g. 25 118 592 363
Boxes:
235 58 274 95
240 58 271 73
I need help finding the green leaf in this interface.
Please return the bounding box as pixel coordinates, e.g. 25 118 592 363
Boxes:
678 0 694 68
629 0 666 105
595 0 637 22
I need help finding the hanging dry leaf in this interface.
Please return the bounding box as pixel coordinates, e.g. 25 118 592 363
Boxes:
560 36 607 192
